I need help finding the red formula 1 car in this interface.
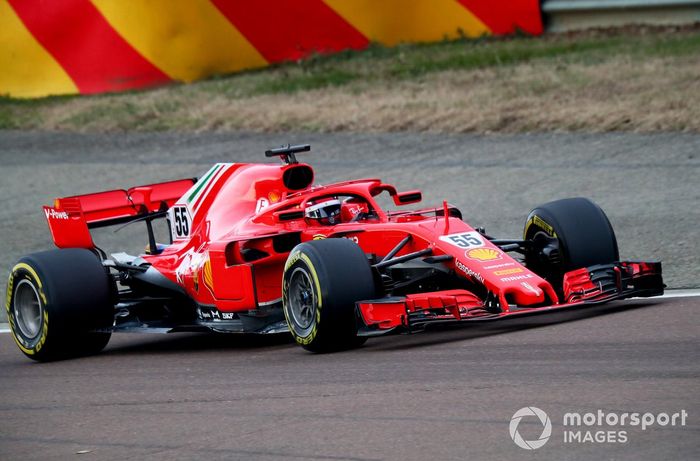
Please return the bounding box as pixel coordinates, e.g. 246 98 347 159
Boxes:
6 144 664 361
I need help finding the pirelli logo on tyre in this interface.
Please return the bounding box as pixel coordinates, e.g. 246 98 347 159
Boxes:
283 249 323 346
284 250 302 272
525 215 557 238
7 264 50 356
5 273 13 316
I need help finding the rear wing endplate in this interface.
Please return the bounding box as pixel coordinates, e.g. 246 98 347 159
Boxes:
43 178 196 249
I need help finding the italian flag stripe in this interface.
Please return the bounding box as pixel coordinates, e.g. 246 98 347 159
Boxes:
187 164 222 204
192 163 229 212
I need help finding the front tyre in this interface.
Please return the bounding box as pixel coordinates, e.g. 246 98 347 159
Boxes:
6 249 114 361
282 239 376 353
524 197 619 296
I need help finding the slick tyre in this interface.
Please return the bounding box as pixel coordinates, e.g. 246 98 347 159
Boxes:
6 249 114 362
282 239 376 353
524 197 619 295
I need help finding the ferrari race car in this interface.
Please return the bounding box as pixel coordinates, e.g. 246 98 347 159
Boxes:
6 144 664 361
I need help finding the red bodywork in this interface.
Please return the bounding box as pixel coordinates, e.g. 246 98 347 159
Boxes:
41 158 663 334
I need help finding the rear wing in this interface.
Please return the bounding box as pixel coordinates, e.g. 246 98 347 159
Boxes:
43 178 196 249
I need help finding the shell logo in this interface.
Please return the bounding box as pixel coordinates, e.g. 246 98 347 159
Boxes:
203 258 215 296
466 247 502 261
268 190 281 203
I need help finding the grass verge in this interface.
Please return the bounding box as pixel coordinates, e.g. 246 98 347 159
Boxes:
1 24 699 133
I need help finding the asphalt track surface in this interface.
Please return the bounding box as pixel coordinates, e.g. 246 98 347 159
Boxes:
0 132 699 460
0 296 697 460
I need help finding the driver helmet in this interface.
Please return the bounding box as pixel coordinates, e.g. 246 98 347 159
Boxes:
305 198 341 225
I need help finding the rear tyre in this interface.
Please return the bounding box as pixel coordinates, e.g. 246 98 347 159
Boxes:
282 239 376 353
524 197 619 296
6 249 114 362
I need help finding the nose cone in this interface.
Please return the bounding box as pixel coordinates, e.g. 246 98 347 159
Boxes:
509 281 545 306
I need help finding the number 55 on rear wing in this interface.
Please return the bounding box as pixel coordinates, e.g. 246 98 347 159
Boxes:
43 178 196 250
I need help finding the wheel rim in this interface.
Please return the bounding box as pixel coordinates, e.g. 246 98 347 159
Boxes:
287 267 317 335
13 279 44 339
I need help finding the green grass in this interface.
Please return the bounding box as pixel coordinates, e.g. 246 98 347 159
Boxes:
220 31 700 95
1 26 699 131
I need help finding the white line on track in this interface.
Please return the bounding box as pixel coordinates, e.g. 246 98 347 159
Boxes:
655 289 700 298
0 289 699 334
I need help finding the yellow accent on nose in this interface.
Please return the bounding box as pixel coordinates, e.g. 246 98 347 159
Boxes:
467 248 500 261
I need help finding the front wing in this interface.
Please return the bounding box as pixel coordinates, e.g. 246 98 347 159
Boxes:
356 261 664 336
